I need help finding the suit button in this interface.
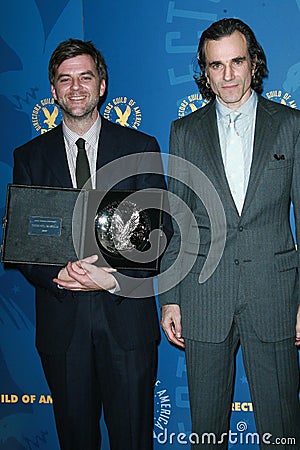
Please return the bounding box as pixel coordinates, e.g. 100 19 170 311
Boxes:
234 259 239 265
238 226 243 232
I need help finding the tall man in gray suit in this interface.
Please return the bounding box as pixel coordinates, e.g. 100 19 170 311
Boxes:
160 18 300 448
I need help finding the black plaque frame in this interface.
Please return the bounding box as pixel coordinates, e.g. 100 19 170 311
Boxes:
1 185 164 270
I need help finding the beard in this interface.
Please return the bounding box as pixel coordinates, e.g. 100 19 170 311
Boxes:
57 95 100 121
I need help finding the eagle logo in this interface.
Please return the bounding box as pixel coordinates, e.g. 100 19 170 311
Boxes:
32 98 62 134
42 106 59 129
114 105 131 127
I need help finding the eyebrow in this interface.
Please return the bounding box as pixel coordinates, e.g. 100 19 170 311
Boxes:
56 70 96 80
208 56 247 67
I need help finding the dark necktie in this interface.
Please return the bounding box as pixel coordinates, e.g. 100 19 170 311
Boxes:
75 138 92 189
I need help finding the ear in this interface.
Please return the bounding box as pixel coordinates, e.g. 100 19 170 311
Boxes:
51 84 57 101
99 79 106 97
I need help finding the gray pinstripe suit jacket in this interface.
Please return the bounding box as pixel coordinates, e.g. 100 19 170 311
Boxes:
159 95 300 343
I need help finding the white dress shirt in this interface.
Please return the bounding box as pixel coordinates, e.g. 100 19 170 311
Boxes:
63 114 101 189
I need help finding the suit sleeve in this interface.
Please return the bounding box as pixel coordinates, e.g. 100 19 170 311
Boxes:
290 114 300 306
12 147 66 298
158 121 193 307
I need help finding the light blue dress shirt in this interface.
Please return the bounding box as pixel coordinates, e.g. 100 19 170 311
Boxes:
216 91 258 213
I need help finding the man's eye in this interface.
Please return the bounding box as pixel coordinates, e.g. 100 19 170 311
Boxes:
233 59 245 66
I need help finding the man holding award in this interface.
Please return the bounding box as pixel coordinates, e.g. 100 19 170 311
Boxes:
12 38 171 450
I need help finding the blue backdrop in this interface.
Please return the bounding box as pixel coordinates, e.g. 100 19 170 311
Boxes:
1 1 299 449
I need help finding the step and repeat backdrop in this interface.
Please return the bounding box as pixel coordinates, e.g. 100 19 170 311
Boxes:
1 1 300 449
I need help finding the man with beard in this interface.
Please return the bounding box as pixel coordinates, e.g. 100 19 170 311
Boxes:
13 39 171 450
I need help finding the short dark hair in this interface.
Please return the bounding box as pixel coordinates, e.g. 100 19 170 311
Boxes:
194 18 268 101
48 38 107 85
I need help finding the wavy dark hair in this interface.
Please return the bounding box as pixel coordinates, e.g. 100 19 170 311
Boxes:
194 18 268 101
48 38 107 85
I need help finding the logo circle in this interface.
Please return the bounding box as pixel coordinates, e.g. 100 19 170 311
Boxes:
103 97 142 129
236 421 248 432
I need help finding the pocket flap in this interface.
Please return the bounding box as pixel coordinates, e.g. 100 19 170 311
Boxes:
274 248 298 271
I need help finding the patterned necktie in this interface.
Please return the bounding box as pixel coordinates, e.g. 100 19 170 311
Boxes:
75 138 92 189
224 112 244 214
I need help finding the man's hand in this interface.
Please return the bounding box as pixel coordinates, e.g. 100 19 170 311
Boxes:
296 304 300 347
161 304 185 348
53 254 117 292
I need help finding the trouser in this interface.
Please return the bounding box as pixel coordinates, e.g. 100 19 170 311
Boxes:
185 305 300 449
40 295 157 450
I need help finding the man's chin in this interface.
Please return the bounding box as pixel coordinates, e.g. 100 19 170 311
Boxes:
218 93 250 108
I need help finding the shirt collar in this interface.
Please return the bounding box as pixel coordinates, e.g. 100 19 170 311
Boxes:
62 113 102 149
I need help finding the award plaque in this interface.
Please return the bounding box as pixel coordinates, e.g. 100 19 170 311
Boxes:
91 190 164 270
1 185 164 270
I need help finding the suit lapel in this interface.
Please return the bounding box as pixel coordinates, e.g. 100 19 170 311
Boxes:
96 117 122 169
95 117 124 189
42 124 73 187
195 102 239 213
242 96 280 216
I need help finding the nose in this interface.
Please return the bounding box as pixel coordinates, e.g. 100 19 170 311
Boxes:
223 63 234 81
70 77 81 90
